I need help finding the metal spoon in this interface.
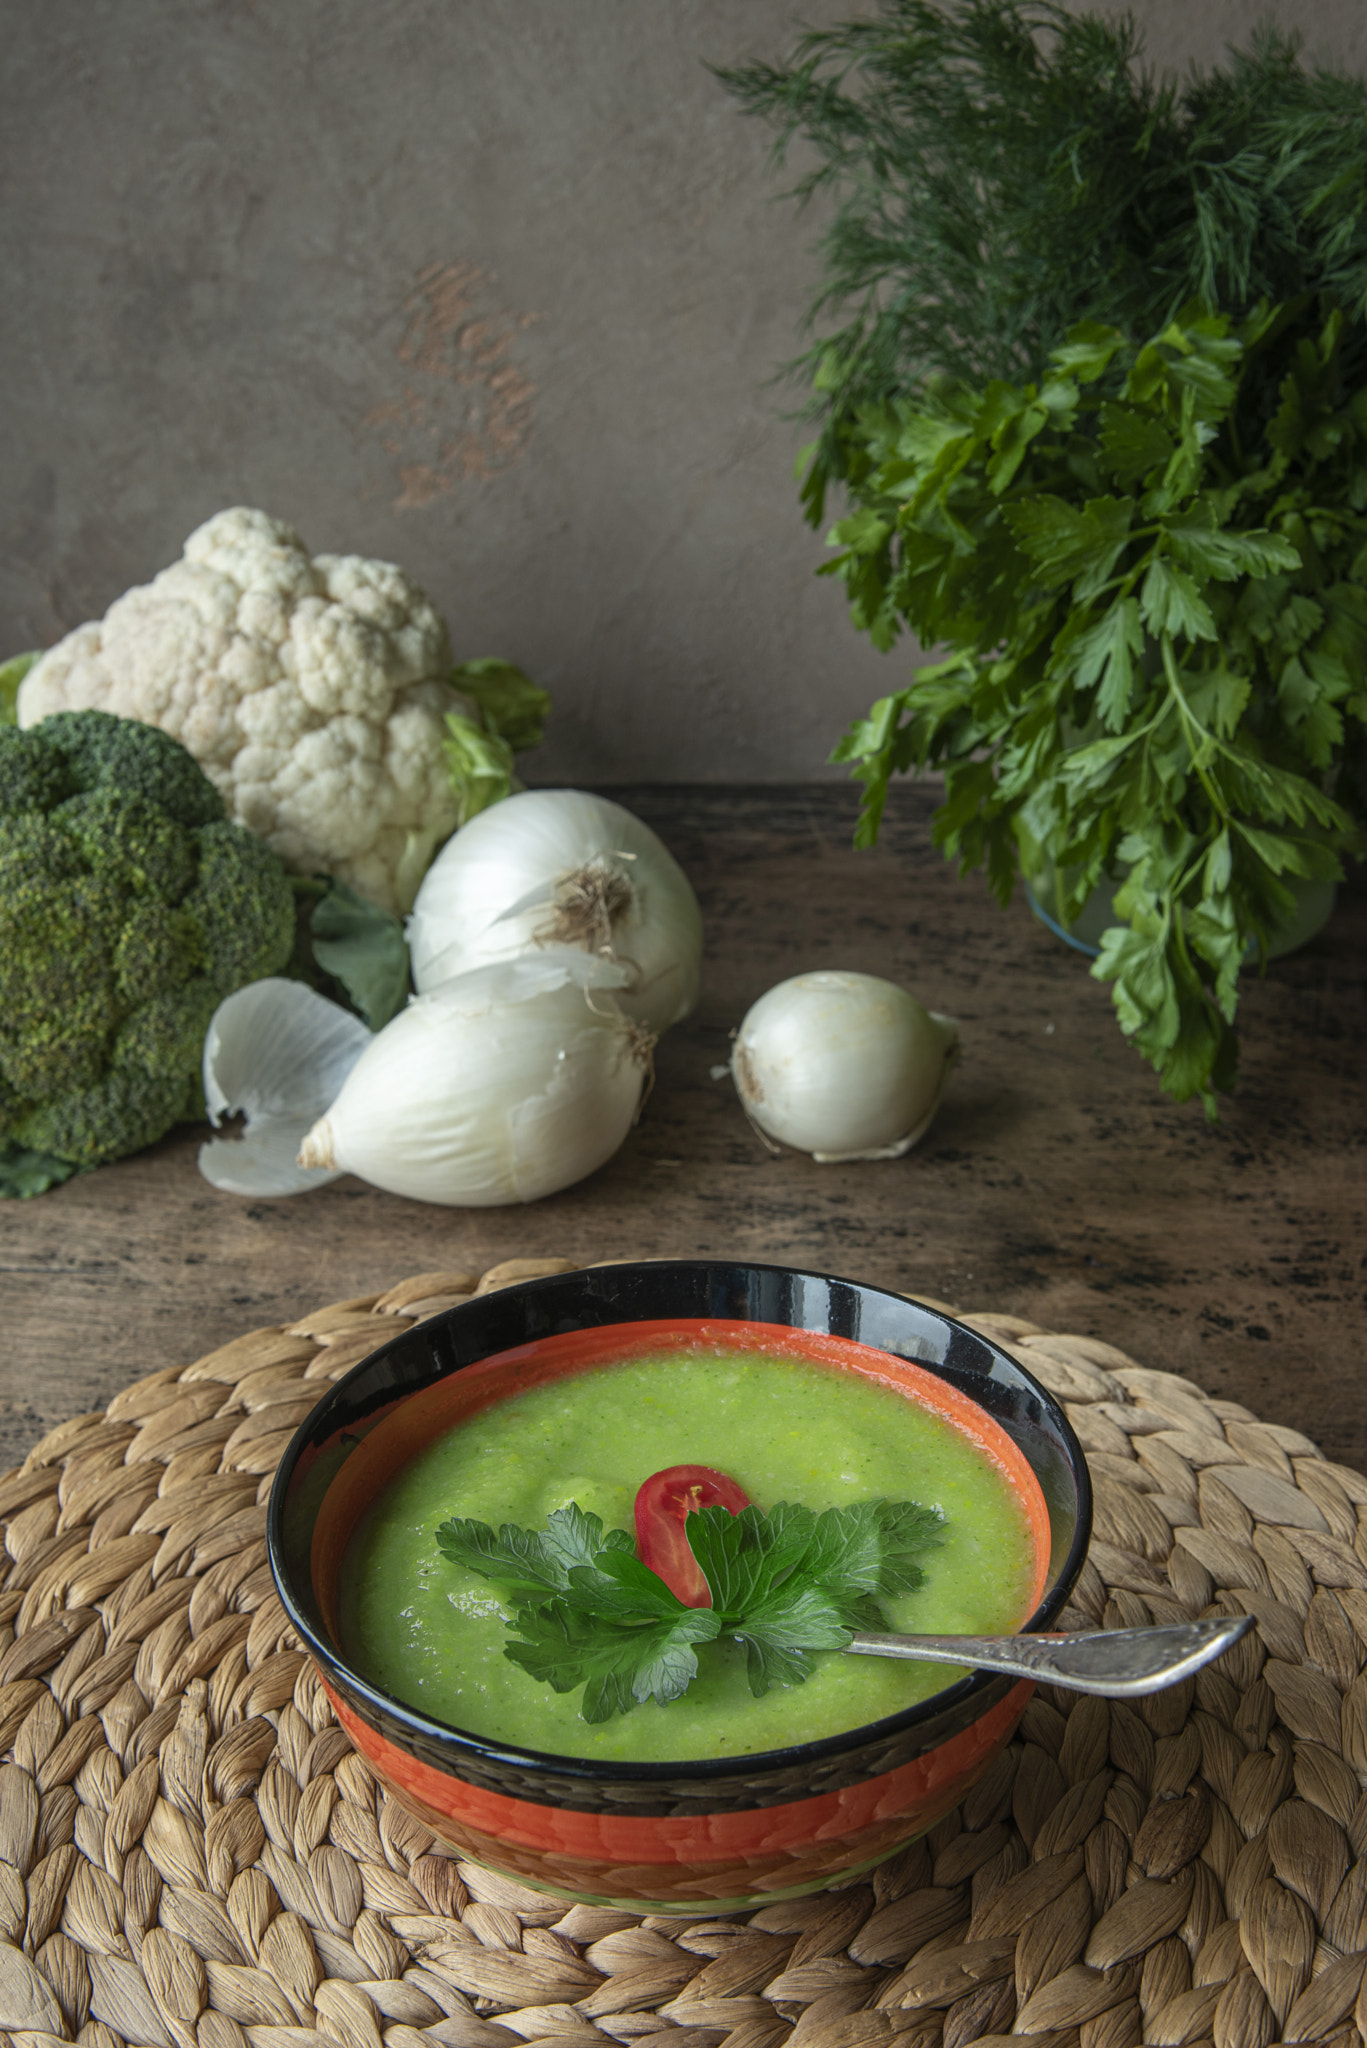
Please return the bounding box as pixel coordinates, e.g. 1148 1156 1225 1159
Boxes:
843 1614 1253 1698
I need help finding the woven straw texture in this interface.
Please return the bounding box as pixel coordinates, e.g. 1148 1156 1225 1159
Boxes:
3 1256 1367 2048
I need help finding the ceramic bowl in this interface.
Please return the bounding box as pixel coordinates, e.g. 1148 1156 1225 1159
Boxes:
268 1260 1091 1912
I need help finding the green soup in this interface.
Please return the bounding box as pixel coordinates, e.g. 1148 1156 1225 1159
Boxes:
337 1340 1040 1762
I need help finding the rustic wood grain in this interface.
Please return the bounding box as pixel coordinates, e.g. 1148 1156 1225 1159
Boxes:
2 783 1363 1475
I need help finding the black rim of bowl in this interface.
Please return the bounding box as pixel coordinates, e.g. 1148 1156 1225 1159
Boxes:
268 1259 1093 1809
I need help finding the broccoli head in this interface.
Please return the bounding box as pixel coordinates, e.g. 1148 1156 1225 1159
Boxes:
0 709 295 1190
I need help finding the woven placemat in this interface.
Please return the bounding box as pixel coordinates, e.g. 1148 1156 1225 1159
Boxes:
2 1258 1366 2048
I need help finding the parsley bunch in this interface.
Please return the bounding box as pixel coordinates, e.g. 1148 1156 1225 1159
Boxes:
437 1496 943 1724
722 3 1367 1112
823 306 1365 1110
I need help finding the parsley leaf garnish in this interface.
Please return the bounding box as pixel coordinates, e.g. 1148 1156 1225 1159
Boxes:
435 1501 634 1599
435 1495 943 1723
502 1568 722 1726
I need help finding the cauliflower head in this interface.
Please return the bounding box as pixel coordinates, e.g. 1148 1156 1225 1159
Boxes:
0 709 295 1178
18 507 471 914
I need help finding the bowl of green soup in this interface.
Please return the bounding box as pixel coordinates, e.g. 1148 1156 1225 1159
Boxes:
269 1260 1091 1912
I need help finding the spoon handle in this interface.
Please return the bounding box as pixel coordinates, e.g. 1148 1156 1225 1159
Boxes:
843 1614 1253 1697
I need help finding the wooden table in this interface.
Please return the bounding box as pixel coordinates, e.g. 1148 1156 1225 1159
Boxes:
5 784 1364 1476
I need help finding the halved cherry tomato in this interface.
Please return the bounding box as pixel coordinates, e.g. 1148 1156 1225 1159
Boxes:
634 1465 751 1608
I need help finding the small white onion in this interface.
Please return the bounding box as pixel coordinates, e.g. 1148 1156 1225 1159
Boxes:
406 788 702 1033
297 950 652 1205
728 971 959 1161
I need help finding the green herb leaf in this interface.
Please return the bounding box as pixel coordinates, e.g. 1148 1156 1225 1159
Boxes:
1004 496 1134 598
1057 599 1145 731
728 1584 857 1696
504 1594 721 1723
1097 404 1174 487
436 1503 630 1600
546 1504 640 1576
872 1498 955 1591
829 508 893 553
685 1496 944 1695
440 1492 944 1721
1139 559 1217 642
1164 506 1301 583
1049 324 1125 383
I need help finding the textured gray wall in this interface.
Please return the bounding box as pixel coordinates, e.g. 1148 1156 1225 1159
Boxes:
4 0 1365 784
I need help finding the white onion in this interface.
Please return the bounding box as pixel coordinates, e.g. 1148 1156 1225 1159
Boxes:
728 971 959 1161
297 950 652 1205
406 789 702 1033
199 978 372 1196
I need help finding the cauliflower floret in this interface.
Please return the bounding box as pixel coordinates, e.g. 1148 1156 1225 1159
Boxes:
18 506 467 913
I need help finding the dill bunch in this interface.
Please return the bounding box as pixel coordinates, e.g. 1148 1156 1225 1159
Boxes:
719 2 1367 518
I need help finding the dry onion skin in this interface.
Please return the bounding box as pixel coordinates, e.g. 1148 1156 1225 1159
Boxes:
728 970 959 1161
406 788 703 1034
198 978 373 1197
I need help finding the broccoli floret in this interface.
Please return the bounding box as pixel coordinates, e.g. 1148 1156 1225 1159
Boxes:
185 823 301 986
0 728 70 815
21 707 225 825
57 787 199 901
0 709 295 1191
